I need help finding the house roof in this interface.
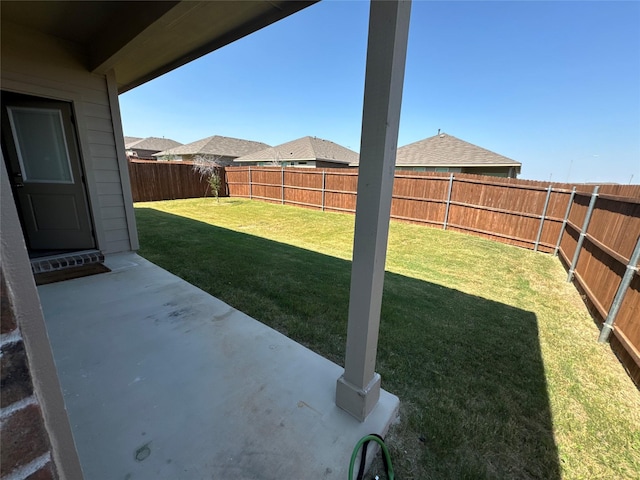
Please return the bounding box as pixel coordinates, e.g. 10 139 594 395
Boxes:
155 135 270 158
126 137 182 152
124 136 143 147
396 133 522 168
234 136 359 165
1 1 317 93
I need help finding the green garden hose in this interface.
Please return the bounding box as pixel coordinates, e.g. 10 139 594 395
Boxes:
348 434 395 480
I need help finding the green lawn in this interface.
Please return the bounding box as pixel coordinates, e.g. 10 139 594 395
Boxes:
135 198 640 480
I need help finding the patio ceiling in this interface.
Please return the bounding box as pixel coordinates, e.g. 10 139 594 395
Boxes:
0 0 317 93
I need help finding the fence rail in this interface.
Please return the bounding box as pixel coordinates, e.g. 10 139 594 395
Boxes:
225 166 640 385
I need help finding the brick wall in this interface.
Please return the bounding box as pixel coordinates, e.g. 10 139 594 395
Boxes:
1 271 58 479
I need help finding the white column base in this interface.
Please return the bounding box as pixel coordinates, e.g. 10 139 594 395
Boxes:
336 373 381 422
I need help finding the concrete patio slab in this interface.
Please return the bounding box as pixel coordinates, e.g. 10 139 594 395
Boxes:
37 253 399 480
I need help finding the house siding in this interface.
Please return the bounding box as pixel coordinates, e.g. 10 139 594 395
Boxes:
316 160 352 169
1 23 133 254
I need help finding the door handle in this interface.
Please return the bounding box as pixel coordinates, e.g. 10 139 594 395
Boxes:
13 173 24 188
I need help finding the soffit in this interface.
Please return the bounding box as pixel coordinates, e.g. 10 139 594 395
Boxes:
1 1 316 93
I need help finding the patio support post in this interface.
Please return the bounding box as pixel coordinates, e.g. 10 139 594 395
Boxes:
534 185 552 252
336 0 411 422
555 187 576 256
443 173 454 230
598 235 640 342
567 186 599 282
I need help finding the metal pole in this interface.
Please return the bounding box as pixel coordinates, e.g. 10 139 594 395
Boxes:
567 186 599 282
555 186 576 256
248 166 252 199
534 185 553 252
443 173 454 230
322 170 326 211
598 235 640 342
281 167 285 205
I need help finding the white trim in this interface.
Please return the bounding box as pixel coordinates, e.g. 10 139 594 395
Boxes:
106 70 139 251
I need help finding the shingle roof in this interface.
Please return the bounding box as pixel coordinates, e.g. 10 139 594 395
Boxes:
396 133 521 167
154 135 270 158
124 136 143 148
127 137 182 151
234 136 359 164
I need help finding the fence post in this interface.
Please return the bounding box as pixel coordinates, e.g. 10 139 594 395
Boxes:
567 186 599 282
322 170 326 211
534 185 553 252
443 173 454 230
555 186 576 256
281 167 285 205
249 166 252 200
598 235 640 343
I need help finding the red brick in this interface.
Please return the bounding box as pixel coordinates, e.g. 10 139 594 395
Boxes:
1 270 17 334
26 462 57 480
1 340 34 407
0 404 50 475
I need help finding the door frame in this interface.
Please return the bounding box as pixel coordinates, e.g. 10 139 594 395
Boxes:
2 91 99 255
1 72 141 254
1 91 97 253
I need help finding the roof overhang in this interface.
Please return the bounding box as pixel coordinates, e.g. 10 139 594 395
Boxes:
1 1 317 93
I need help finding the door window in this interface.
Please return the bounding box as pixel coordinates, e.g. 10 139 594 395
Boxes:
7 106 74 183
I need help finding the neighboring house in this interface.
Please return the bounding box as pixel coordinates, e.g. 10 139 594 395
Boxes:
234 136 359 168
395 132 522 177
125 136 182 160
154 135 270 165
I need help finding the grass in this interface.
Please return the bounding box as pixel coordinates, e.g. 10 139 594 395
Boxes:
135 197 640 479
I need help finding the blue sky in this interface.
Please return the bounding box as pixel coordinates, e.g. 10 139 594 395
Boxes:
120 0 640 184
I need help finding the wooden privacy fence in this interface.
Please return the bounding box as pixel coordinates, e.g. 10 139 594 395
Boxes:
128 159 226 202
225 166 640 384
557 187 640 385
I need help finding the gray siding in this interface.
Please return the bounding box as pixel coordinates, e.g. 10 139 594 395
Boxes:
1 23 132 253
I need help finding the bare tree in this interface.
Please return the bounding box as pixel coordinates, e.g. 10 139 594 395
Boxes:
268 149 282 167
192 154 223 202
